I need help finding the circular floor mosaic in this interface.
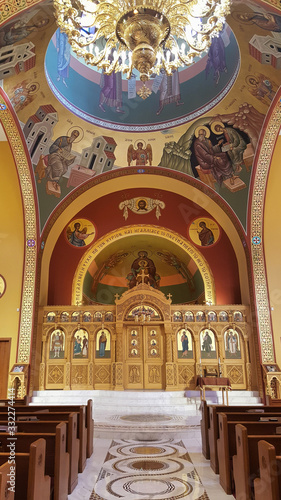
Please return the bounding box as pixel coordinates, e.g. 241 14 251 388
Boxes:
120 414 173 422
131 460 167 471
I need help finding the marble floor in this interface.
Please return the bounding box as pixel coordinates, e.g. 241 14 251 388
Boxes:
68 413 235 500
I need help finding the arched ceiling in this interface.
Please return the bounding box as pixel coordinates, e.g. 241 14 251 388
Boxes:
1 0 280 312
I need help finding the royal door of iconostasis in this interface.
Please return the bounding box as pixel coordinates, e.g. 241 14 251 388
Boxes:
124 325 164 389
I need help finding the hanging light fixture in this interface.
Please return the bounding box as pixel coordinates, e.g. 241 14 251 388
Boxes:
54 0 231 99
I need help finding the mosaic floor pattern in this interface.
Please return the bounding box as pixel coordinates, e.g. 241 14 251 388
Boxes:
68 421 234 500
90 438 209 500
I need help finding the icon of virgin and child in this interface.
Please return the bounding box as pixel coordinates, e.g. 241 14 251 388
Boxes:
126 251 160 289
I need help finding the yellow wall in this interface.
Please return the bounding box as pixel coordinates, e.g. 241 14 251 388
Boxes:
264 133 281 367
0 135 25 369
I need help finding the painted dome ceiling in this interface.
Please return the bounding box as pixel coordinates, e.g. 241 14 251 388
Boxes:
1 0 280 306
45 24 240 132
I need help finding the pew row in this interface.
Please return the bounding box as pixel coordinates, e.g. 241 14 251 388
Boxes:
217 415 281 494
0 439 51 500
233 426 281 500
0 414 79 493
0 423 69 500
0 400 93 462
254 440 281 500
205 402 281 473
0 410 86 473
0 461 14 500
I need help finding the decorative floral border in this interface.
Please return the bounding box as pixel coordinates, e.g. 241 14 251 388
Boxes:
0 91 37 363
250 95 281 363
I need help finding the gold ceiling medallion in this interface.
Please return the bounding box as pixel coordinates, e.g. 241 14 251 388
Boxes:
53 0 231 97
137 84 152 100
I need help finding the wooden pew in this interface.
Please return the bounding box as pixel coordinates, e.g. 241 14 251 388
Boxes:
28 439 51 500
0 461 14 500
0 439 50 500
233 426 281 500
254 440 281 500
200 400 210 459
0 396 31 407
0 410 86 473
0 423 69 500
266 396 281 407
0 401 93 465
217 415 281 494
0 414 79 493
207 404 281 473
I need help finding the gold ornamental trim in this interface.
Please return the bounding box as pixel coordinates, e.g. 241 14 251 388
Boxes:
72 225 216 305
251 96 281 363
0 0 43 25
0 92 37 363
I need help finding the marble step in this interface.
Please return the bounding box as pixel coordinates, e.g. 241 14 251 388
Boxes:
31 390 261 420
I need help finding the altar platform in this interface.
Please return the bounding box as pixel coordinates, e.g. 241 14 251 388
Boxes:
31 389 261 438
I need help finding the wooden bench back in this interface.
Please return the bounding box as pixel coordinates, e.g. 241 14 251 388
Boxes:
27 438 51 500
208 404 281 474
0 440 51 500
254 440 281 500
234 426 281 500
0 461 14 500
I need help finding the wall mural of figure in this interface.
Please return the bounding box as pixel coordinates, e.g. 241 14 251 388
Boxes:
91 251 129 298
177 329 193 359
46 129 79 191
210 121 247 173
155 68 183 115
224 328 241 359
157 251 195 291
189 217 220 248
56 28 70 87
73 329 88 358
127 141 153 166
96 329 111 358
49 329 65 359
126 250 160 289
246 73 278 105
99 65 124 113
197 221 214 247
8 80 39 113
205 33 227 85
66 219 95 247
0 17 49 48
194 125 238 186
232 10 281 33
200 329 217 359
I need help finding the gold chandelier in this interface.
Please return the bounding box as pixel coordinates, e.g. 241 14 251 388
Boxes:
54 0 231 98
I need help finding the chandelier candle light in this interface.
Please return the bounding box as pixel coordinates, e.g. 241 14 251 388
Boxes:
54 0 231 98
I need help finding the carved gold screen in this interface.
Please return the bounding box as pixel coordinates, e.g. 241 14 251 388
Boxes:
125 326 164 389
